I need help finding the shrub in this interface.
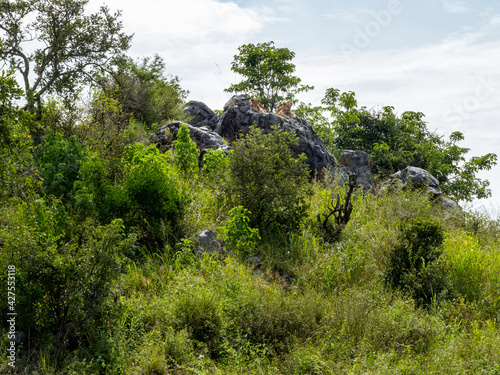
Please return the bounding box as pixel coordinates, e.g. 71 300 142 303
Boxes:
36 130 86 201
385 218 449 306
124 143 187 246
225 125 311 237
202 148 231 179
0 199 136 361
218 206 261 257
174 123 200 176
74 153 122 220
172 288 223 357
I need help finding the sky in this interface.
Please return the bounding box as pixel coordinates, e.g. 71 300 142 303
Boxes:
86 0 500 215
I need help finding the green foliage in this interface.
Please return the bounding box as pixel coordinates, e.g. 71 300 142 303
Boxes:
173 123 200 176
74 153 129 223
76 91 151 166
2 22 500 372
124 143 187 246
225 41 314 111
294 101 339 155
202 148 231 178
0 70 37 200
225 126 311 237
309 88 497 202
0 0 132 116
385 218 449 306
99 54 189 130
74 143 188 247
0 199 136 360
36 130 86 201
0 70 23 145
218 206 261 257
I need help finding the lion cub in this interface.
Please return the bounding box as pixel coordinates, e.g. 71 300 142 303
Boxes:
250 98 266 113
276 101 296 118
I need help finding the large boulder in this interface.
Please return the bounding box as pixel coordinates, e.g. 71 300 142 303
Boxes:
183 100 219 130
215 94 336 173
337 150 373 191
390 166 441 195
152 121 230 154
384 166 461 214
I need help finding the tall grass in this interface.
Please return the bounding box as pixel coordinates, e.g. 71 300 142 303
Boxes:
5 177 500 374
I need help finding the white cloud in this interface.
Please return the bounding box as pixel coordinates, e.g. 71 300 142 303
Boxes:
89 0 270 44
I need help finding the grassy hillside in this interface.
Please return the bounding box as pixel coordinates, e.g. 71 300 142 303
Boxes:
1 70 499 375
1 127 499 374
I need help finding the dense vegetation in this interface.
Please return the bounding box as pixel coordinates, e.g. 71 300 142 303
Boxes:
1 3 500 373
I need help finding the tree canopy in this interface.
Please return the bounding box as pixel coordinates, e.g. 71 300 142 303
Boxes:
98 55 189 130
225 41 313 112
0 0 132 115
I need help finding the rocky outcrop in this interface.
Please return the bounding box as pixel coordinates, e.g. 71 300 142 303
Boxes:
154 95 336 173
152 121 230 154
390 166 441 194
183 100 219 130
384 166 461 213
337 150 373 191
215 94 336 173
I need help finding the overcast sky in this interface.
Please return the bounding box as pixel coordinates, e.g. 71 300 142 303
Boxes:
88 0 500 215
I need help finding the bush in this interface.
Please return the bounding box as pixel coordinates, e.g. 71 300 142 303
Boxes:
217 206 261 257
0 199 136 360
173 123 200 176
172 288 223 357
36 130 86 201
202 148 231 180
124 143 187 246
225 125 311 237
74 153 130 223
385 218 449 306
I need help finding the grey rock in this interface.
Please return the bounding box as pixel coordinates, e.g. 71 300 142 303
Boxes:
337 150 373 191
436 195 462 215
184 100 219 130
196 229 222 253
246 256 262 267
215 95 336 173
153 121 230 155
391 166 441 195
383 166 461 214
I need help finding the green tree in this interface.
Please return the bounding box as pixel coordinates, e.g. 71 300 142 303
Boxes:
225 41 313 112
99 55 189 130
0 70 23 145
225 126 311 237
307 88 497 202
0 0 132 118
